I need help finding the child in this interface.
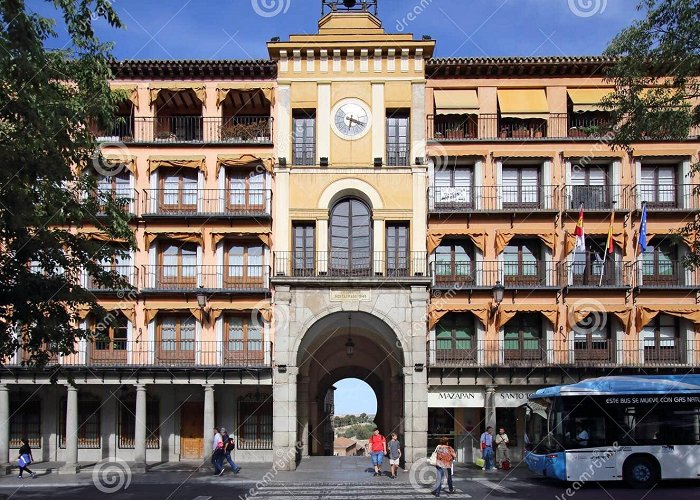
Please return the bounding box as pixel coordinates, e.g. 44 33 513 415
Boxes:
387 433 401 479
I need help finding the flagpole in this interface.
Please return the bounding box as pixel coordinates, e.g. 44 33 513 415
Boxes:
599 201 617 287
635 201 647 260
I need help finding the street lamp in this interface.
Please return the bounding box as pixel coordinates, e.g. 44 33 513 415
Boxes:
490 281 505 318
196 286 209 322
345 314 355 357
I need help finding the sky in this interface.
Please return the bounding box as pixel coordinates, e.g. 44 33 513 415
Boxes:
333 378 377 415
28 0 643 61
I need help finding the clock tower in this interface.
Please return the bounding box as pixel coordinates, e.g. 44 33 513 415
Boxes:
268 0 435 471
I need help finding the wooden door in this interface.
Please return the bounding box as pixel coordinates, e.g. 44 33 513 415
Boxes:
180 402 203 459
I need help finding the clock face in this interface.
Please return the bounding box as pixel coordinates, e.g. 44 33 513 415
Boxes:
332 99 371 140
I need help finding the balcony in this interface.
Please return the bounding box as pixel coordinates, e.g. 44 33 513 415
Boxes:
566 113 613 139
141 265 270 292
428 185 559 213
81 266 138 292
273 251 428 280
96 117 274 144
142 189 272 217
90 189 139 216
432 261 559 289
16 341 273 368
562 185 628 211
427 113 568 141
559 261 628 288
631 184 699 211
427 339 694 368
632 261 699 289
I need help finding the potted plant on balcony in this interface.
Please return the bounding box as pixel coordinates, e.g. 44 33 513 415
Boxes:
512 127 530 138
220 124 241 142
155 130 175 141
445 127 465 140
580 125 601 138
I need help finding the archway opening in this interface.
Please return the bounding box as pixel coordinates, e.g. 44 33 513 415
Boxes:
331 378 377 456
296 311 404 458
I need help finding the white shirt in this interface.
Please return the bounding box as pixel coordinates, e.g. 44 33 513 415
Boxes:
212 432 222 451
576 430 589 446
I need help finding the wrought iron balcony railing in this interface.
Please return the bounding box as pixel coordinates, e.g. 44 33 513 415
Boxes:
631 184 700 211
141 265 270 291
432 260 560 289
11 341 273 368
427 339 695 368
428 185 559 213
273 251 428 279
142 189 272 217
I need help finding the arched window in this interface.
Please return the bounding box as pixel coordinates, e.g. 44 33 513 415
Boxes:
329 198 372 275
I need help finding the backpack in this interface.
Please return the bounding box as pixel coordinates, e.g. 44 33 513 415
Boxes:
224 436 235 453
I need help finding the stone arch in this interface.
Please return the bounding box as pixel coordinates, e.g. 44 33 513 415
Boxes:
317 178 384 210
293 307 407 366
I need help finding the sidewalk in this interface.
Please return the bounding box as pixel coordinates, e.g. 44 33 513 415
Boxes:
0 456 534 487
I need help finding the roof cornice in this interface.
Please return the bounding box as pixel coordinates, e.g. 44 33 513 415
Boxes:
426 56 618 78
109 59 277 80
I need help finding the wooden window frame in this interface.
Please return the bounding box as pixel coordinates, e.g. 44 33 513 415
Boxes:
90 313 128 364
329 198 373 276
435 240 475 286
573 316 613 362
158 169 198 213
503 313 543 362
386 112 410 166
292 111 316 166
502 166 541 209
571 237 617 286
224 242 264 288
385 222 409 277
435 314 476 363
158 242 198 288
640 165 678 208
642 240 679 286
223 315 264 365
503 240 542 286
226 170 266 213
156 315 196 365
292 223 316 276
643 315 681 362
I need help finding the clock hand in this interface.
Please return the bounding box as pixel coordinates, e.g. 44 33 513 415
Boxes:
346 116 366 126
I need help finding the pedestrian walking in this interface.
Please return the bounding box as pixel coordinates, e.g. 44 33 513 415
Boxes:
387 433 401 479
431 437 456 497
211 427 225 476
220 427 241 474
368 428 387 477
494 428 510 468
17 438 37 479
480 426 496 471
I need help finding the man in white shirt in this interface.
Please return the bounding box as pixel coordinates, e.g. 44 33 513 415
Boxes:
211 427 224 476
575 425 590 447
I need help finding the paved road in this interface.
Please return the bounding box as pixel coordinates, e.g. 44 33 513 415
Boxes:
1 474 698 499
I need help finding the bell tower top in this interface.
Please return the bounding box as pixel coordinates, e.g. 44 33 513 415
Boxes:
321 0 378 17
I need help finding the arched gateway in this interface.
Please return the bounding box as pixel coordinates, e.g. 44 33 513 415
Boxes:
271 287 430 471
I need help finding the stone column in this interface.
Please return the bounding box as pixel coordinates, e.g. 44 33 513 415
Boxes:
485 385 497 431
203 384 215 458
133 384 147 468
0 384 9 466
272 366 298 470
60 385 79 473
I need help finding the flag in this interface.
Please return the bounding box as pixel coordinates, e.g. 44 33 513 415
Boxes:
574 205 585 252
605 209 615 255
638 203 648 253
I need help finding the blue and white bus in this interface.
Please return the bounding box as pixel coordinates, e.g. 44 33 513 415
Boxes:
522 375 700 488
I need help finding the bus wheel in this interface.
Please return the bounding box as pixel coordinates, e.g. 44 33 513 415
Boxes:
623 456 659 489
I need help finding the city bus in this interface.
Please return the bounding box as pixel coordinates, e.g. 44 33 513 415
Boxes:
522 375 700 488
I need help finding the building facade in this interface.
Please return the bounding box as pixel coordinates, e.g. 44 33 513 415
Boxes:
1 1 699 472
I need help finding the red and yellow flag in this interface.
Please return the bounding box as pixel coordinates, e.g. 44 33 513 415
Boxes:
605 209 615 254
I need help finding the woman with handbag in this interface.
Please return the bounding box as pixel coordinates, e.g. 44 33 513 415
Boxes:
17 438 36 479
430 437 456 497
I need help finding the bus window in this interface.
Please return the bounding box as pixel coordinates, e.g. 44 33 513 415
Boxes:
670 409 700 445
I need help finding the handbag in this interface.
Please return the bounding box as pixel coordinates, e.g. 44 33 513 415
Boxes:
18 454 31 467
428 446 438 466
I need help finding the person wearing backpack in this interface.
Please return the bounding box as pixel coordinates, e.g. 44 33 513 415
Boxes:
220 427 241 474
17 438 37 479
